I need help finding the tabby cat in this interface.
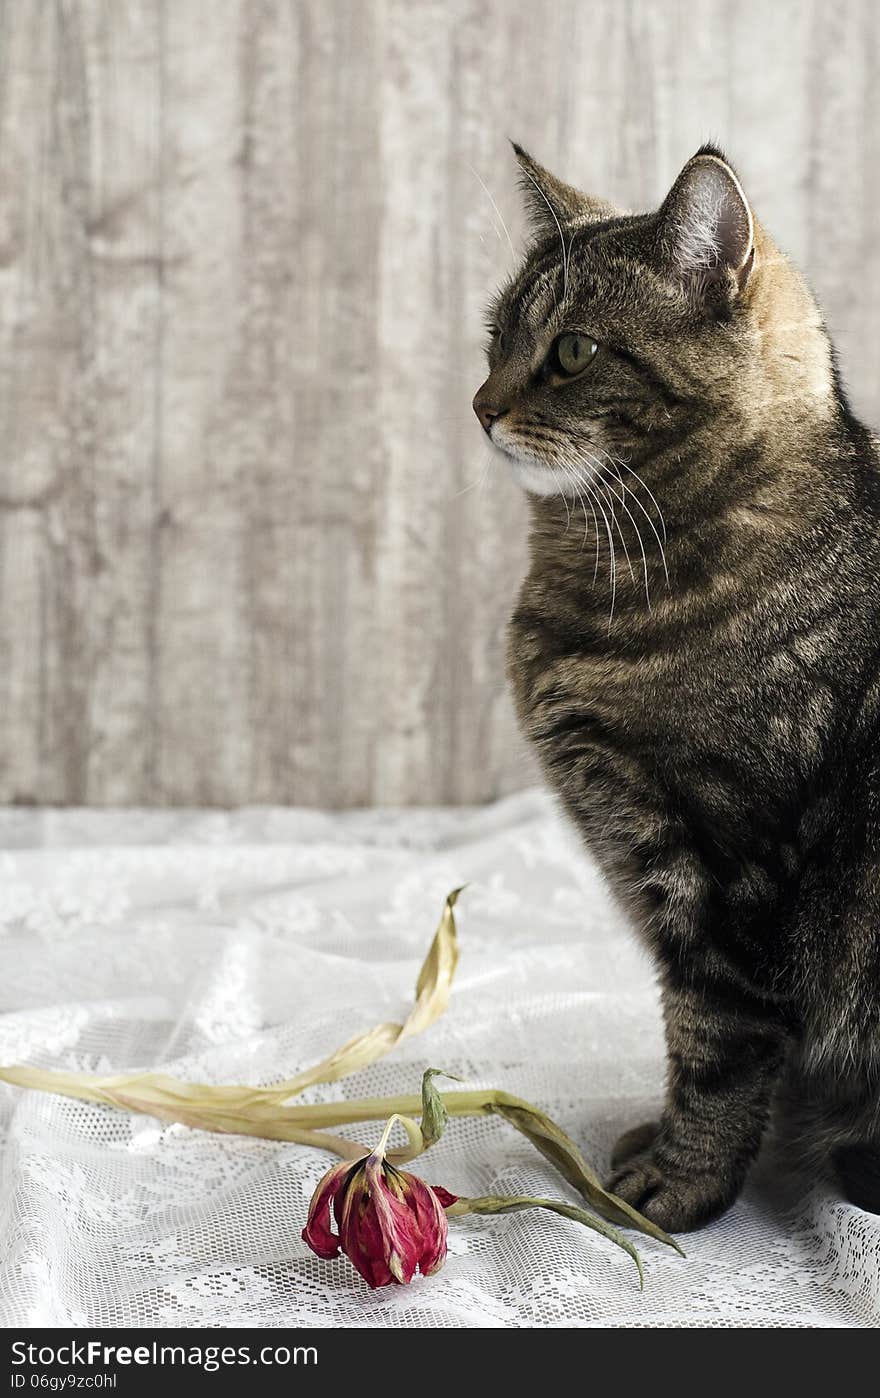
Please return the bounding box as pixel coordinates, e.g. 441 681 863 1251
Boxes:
474 143 880 1231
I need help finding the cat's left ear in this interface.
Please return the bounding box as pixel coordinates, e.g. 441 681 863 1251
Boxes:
658 147 755 304
512 144 622 235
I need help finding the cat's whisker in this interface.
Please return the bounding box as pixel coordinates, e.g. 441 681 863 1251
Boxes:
577 476 601 573
577 440 668 582
600 448 669 548
517 165 568 308
555 460 582 536
586 488 602 584
598 468 652 609
579 492 595 556
541 455 574 530
560 454 617 623
583 447 664 591
599 487 617 626
466 162 517 265
578 455 635 594
597 474 637 590
587 447 670 586
558 472 572 531
569 468 605 585
454 452 494 498
558 460 596 559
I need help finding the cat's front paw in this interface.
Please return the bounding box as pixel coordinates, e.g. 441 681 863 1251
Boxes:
610 1119 661 1168
606 1129 738 1233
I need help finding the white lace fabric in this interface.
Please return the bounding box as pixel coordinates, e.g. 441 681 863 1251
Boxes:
0 790 877 1327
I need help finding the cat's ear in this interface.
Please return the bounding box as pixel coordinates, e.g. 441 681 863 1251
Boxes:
658 146 755 303
512 143 621 234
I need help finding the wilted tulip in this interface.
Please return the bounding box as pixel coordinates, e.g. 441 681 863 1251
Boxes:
0 892 670 1297
302 1129 457 1289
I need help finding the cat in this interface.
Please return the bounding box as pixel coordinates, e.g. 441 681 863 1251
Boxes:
474 143 880 1232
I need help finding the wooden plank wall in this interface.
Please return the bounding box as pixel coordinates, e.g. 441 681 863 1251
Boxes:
1 0 878 807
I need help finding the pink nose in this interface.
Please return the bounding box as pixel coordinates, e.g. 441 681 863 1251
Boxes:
472 392 507 434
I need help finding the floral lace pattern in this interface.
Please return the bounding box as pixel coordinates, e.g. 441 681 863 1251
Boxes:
0 790 877 1327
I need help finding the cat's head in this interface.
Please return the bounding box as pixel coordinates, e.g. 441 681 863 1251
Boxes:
474 145 831 499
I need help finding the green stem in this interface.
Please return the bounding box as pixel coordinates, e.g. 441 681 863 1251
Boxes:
372 1112 424 1160
0 1066 679 1254
270 1089 529 1128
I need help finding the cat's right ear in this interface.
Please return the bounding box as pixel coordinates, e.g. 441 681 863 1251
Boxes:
657 146 755 304
512 144 621 235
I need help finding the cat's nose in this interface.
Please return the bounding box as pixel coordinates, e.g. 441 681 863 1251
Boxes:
472 391 508 434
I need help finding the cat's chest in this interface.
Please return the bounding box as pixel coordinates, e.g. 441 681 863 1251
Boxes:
507 582 826 821
507 599 695 741
505 587 776 786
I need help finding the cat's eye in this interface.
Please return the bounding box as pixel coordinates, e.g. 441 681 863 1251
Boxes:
550 332 599 377
485 325 505 358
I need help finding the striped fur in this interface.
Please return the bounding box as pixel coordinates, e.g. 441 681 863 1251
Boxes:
478 145 880 1230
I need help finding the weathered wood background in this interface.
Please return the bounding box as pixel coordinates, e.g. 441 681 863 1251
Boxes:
1 0 878 807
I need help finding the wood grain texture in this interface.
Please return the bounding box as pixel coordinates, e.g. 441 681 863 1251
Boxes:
1 0 879 806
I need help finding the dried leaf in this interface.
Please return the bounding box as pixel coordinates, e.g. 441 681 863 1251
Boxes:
419 1068 459 1149
487 1095 683 1255
0 891 465 1157
269 886 463 1101
448 1194 644 1286
0 886 680 1267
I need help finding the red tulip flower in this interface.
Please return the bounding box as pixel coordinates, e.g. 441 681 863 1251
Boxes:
302 1126 457 1289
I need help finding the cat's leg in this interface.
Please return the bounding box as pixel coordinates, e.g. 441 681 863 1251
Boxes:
539 728 793 1229
779 1056 880 1213
834 1143 880 1211
609 1119 660 1168
607 976 788 1231
774 850 880 1213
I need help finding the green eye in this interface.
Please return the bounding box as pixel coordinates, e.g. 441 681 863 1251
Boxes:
553 332 599 376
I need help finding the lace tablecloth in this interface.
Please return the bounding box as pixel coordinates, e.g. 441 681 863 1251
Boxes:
0 791 877 1327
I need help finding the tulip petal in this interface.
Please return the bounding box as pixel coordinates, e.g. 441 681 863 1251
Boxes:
402 1174 450 1277
431 1185 459 1210
364 1161 424 1283
346 1204 398 1288
320 1147 455 1289
301 1159 360 1260
332 1162 401 1287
